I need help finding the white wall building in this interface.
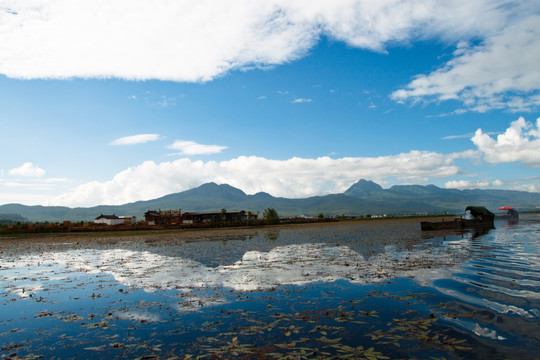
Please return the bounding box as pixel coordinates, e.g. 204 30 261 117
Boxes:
94 214 125 225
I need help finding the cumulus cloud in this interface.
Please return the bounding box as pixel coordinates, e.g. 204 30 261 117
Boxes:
52 150 471 206
8 162 45 177
0 0 313 81
0 0 530 84
1 1 537 112
110 134 161 146
514 183 540 193
167 140 228 155
445 177 540 192
472 117 540 167
444 179 499 190
292 98 312 103
392 14 540 112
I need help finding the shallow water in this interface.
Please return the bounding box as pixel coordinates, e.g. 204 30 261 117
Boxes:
1 215 539 359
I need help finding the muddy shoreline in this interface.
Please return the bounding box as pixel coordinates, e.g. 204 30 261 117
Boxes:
0 216 451 244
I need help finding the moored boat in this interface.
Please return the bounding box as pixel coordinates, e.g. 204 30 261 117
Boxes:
421 206 495 231
497 206 519 223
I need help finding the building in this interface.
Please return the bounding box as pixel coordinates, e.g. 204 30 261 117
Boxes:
94 214 124 225
182 210 256 224
144 209 258 225
144 209 182 225
144 210 161 225
119 216 136 225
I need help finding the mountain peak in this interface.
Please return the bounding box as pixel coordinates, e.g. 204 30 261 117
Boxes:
344 179 383 197
191 182 247 199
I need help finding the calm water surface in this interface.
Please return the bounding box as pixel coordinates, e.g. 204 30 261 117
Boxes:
1 215 539 359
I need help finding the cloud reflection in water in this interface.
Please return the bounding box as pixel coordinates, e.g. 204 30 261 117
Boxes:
2 241 468 295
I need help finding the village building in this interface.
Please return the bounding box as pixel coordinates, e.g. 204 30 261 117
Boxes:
144 209 182 225
182 210 256 224
143 210 160 225
119 216 137 225
94 214 136 225
144 209 257 225
94 214 124 225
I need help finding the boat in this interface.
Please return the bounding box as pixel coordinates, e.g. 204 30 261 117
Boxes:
421 206 495 231
497 205 519 223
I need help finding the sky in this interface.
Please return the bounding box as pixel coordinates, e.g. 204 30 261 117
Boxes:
0 0 539 207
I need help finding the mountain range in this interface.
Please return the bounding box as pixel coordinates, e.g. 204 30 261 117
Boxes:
1 180 539 223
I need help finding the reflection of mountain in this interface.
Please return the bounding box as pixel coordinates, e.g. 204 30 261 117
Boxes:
139 220 433 267
142 234 259 267
4 239 470 295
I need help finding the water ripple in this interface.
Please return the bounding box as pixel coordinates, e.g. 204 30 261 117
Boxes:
429 214 540 349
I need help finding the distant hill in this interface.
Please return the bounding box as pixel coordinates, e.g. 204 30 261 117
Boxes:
1 180 539 222
0 213 28 224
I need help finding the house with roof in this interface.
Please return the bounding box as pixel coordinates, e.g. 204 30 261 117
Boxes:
182 210 256 224
94 214 124 225
144 209 182 225
94 214 135 225
144 208 257 225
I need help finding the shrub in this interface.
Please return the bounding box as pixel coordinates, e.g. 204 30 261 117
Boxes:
263 208 280 225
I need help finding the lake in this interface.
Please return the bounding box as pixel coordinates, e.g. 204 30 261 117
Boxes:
1 215 539 359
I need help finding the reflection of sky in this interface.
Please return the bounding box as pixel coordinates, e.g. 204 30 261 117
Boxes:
1 240 469 295
2 218 539 347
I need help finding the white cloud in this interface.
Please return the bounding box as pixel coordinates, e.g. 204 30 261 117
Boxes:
445 177 540 192
8 162 45 177
167 140 228 155
110 134 161 146
0 0 315 81
442 131 499 140
152 95 175 108
444 179 499 190
442 133 474 140
0 175 70 205
52 150 471 206
392 14 540 112
514 184 540 193
292 98 312 103
471 117 540 167
1 181 54 190
0 192 53 206
1 0 532 88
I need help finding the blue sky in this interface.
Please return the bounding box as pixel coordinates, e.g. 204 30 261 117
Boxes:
0 0 539 207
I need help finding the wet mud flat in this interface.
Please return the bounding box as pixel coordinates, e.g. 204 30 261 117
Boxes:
1 217 539 359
